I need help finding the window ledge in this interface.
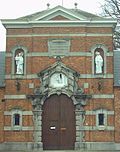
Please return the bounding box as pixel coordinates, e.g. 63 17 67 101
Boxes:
98 125 106 130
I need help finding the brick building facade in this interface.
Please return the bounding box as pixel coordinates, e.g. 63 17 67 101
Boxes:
0 5 119 151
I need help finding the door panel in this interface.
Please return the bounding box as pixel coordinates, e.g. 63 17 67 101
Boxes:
42 94 75 150
60 95 75 149
42 95 59 150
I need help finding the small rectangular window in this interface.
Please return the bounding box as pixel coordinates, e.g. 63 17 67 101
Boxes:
98 113 104 125
14 114 20 126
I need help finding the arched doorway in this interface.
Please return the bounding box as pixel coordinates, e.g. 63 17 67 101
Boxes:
42 94 76 150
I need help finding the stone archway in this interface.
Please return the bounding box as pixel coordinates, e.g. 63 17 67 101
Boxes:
27 61 91 150
30 92 88 150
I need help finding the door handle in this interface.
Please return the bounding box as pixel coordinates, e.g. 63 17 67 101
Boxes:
60 127 66 131
50 126 56 130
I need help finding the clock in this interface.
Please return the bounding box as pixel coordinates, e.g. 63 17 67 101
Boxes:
50 73 68 88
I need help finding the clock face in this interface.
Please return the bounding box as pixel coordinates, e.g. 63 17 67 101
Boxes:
50 73 68 88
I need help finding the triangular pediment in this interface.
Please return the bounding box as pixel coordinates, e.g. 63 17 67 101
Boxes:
29 5 87 21
37 61 81 97
2 5 116 26
49 15 70 20
38 60 80 78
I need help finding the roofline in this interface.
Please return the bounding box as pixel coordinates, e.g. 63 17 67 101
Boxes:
2 20 117 28
33 5 86 21
2 19 117 24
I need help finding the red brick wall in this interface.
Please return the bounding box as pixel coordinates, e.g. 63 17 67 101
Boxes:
114 88 120 142
6 27 113 52
85 99 114 111
0 88 5 142
5 56 113 75
85 131 114 142
4 131 33 142
3 25 115 143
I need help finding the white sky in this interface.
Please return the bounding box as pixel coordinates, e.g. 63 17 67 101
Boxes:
0 0 105 51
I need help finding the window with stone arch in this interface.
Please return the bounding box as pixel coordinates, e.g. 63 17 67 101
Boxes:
11 46 28 75
91 44 107 75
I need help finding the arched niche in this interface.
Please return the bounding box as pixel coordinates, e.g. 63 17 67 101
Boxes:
11 45 28 75
91 44 108 76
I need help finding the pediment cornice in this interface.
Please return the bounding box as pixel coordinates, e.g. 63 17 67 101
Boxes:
1 5 117 28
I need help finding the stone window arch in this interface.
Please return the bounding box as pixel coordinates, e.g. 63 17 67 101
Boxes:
91 44 108 76
11 45 28 75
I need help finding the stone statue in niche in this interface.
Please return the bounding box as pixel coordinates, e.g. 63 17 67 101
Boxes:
95 51 103 74
15 51 24 74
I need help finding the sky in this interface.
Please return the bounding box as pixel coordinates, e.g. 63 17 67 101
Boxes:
0 0 105 51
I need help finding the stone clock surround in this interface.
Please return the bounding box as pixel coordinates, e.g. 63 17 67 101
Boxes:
28 61 91 150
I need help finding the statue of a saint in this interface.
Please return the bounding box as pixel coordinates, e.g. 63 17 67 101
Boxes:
95 51 103 74
15 52 24 74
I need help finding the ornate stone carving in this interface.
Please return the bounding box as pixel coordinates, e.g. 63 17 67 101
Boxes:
27 61 92 150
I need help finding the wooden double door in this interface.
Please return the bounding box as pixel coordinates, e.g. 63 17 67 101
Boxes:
42 94 76 150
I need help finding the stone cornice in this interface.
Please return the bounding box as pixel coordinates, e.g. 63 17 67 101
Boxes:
2 20 117 29
4 126 33 131
6 33 113 37
4 94 114 99
5 74 113 79
5 52 113 57
4 110 114 116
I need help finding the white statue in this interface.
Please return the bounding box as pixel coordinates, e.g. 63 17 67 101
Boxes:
95 51 103 74
15 52 24 74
